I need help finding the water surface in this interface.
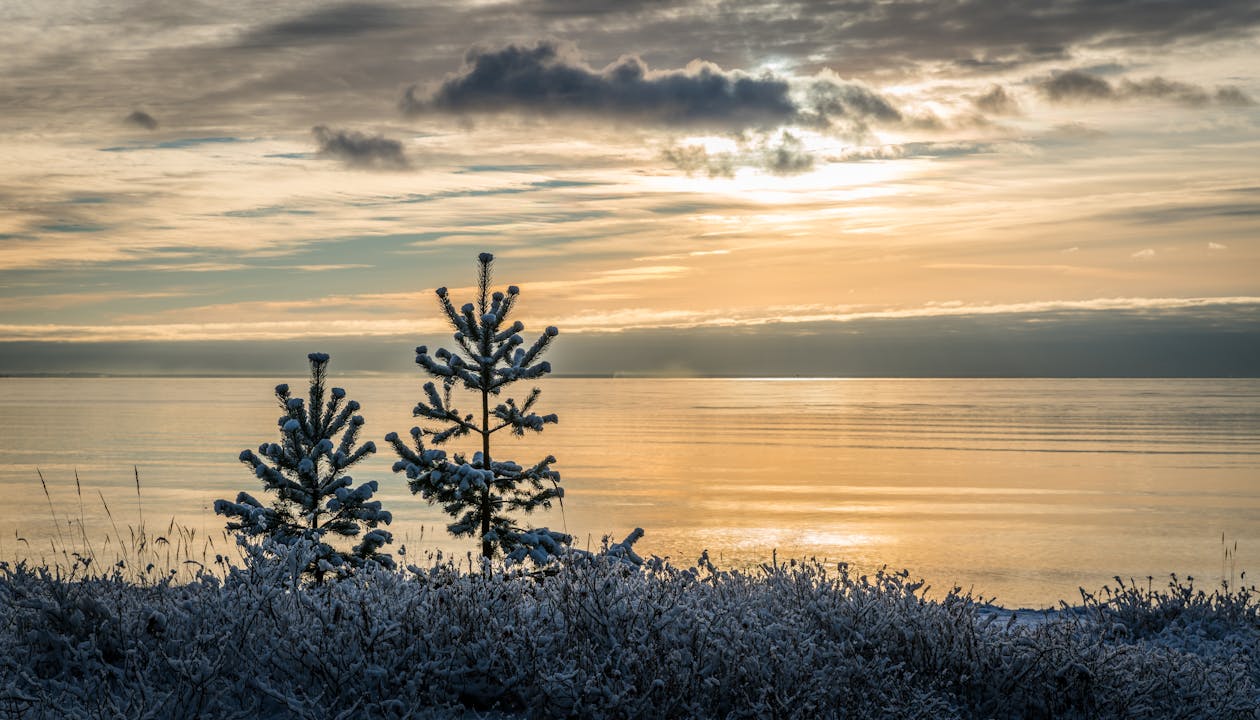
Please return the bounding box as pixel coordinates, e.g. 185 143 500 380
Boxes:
2 377 1257 608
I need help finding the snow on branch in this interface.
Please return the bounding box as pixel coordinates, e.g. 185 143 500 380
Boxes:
389 253 570 562
216 353 394 581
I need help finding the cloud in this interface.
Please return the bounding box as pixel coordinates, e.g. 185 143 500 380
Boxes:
923 262 1117 278
1131 248 1156 260
236 2 405 47
663 134 1010 172
1108 202 1260 224
311 125 411 170
1039 70 1114 102
798 77 902 131
1044 122 1107 141
762 132 814 175
1039 70 1254 107
1214 86 1256 107
661 131 816 176
100 136 245 152
971 85 1020 115
526 0 682 17
6 0 1259 145
0 319 441 343
661 144 735 178
507 0 1260 81
123 110 158 130
1209 242 1228 250
402 40 904 135
401 41 801 130
828 140 1000 162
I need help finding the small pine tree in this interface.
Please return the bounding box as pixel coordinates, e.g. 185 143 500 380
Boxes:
386 252 569 563
215 352 394 580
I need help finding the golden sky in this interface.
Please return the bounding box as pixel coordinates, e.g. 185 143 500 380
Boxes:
1 1 1258 374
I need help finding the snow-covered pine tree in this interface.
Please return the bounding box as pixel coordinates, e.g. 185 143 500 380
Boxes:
386 252 569 563
215 352 394 580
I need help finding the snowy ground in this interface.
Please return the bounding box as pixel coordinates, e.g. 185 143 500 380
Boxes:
2 545 1257 719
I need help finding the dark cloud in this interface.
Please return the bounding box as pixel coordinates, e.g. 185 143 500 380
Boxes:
762 132 814 175
796 0 1260 76
124 110 158 130
528 0 681 16
1039 70 1255 107
312 125 410 170
508 1 1260 80
661 131 815 176
1214 86 1256 107
803 79 901 123
402 41 908 135
798 79 902 133
829 141 999 162
237 2 406 47
1039 70 1114 102
972 85 1020 115
1121 77 1213 105
548 0 1260 82
9 0 1259 138
661 144 736 178
402 41 802 130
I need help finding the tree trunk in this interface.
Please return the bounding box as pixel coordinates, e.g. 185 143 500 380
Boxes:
480 385 492 559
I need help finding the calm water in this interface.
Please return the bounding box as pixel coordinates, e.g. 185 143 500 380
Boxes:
2 377 1257 608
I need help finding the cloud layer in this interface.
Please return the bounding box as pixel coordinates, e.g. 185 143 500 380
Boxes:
0 0 1257 376
312 126 411 170
1039 70 1254 106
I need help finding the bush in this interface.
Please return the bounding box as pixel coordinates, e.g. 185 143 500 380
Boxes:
1 553 1256 719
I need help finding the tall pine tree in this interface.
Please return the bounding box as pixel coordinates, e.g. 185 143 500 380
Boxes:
216 352 394 580
386 253 569 562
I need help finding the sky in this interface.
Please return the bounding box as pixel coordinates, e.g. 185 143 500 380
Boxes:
1 0 1258 376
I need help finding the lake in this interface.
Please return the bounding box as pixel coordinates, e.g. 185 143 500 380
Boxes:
2 376 1257 608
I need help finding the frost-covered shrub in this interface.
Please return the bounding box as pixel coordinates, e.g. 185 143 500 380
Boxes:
215 352 393 581
2 555 1257 719
387 252 567 562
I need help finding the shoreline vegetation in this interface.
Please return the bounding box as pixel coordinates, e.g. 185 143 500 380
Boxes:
3 495 1258 718
2 536 1257 719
